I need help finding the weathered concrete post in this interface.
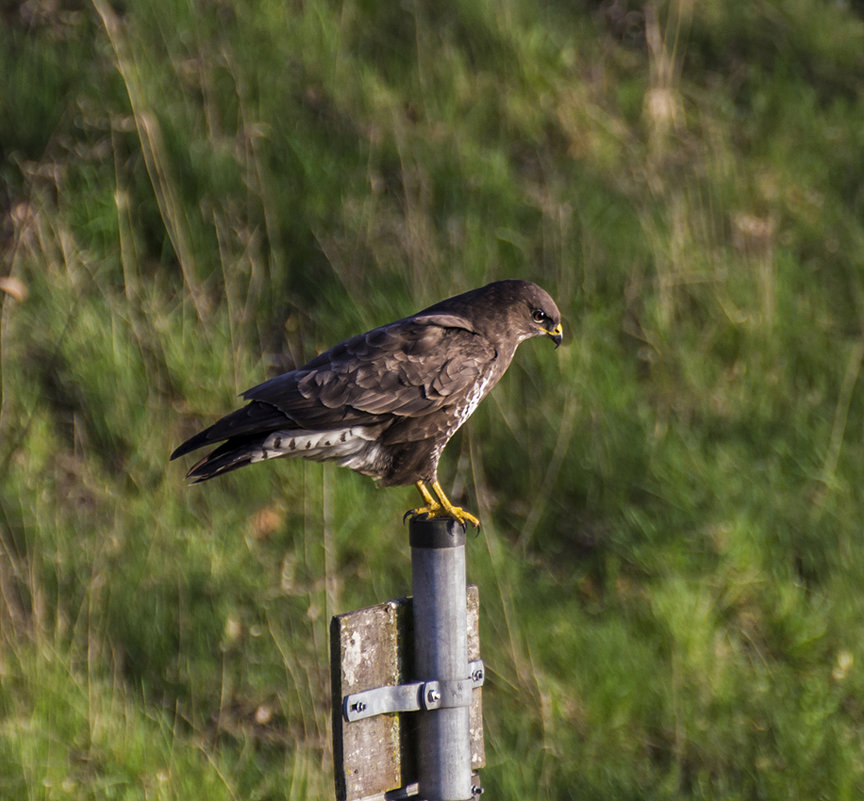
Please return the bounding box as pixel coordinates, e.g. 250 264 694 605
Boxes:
410 517 473 801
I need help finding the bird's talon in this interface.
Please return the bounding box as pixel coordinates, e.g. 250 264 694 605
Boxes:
404 506 435 523
447 507 481 529
403 504 480 528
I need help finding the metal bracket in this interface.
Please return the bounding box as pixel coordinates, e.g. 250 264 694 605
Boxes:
343 659 485 722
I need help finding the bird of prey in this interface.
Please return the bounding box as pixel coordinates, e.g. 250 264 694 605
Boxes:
171 279 562 527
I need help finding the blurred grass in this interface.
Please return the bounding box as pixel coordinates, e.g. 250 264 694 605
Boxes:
2 0 864 798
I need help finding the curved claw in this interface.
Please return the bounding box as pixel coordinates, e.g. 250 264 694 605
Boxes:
404 507 430 523
404 506 433 524
445 505 481 529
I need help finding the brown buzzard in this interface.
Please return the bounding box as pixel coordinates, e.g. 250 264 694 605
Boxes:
171 280 562 526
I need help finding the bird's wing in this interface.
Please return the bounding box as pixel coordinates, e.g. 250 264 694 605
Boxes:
171 314 496 460
244 314 496 423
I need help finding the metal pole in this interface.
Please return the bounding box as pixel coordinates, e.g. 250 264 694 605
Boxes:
410 517 473 801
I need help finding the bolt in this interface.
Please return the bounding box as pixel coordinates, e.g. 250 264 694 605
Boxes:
472 668 484 683
353 701 367 713
472 785 484 797
426 688 441 704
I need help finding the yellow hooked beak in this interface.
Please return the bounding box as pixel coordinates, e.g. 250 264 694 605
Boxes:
547 323 563 348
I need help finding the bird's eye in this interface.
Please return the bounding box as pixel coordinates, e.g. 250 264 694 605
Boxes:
531 309 547 324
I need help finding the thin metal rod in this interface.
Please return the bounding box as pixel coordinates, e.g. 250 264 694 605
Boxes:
410 518 472 801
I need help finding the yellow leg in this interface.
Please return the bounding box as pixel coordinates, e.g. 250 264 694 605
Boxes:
403 480 480 528
404 480 440 521
416 480 439 508
430 480 480 528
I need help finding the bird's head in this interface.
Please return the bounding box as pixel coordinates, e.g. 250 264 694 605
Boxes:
504 280 563 348
419 279 563 349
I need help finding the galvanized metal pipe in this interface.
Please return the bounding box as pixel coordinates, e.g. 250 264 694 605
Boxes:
410 518 472 801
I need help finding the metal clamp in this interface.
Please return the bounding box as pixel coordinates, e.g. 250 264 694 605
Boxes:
343 659 485 722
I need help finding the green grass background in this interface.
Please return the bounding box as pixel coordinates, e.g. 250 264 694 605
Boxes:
2 0 864 798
